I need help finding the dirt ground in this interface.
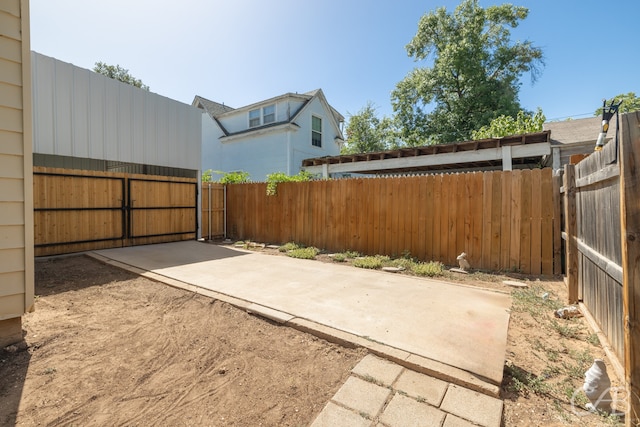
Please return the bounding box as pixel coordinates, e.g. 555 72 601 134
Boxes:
0 244 625 426
0 255 365 426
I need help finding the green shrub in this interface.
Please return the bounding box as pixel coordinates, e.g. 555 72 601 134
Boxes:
344 250 360 259
287 247 319 260
278 242 300 252
412 261 445 277
332 253 347 262
390 258 415 270
353 256 383 269
266 171 314 195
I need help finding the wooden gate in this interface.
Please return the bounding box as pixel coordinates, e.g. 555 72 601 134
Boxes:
34 167 198 256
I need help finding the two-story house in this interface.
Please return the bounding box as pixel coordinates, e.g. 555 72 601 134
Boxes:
193 89 345 182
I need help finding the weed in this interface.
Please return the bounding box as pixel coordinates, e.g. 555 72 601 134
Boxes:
562 349 592 380
505 364 551 396
550 319 583 339
412 261 445 277
278 242 300 252
546 349 560 363
41 367 56 375
416 396 426 403
353 256 383 269
358 411 371 420
390 257 415 270
344 250 360 259
360 374 385 387
511 285 563 318
332 253 347 262
586 333 601 346
287 247 319 260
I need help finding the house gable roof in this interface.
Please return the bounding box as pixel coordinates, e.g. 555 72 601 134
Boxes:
192 96 235 117
194 89 345 142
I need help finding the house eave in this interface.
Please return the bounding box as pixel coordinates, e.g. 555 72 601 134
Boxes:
219 122 300 143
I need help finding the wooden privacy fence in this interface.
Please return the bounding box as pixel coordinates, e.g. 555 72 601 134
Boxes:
34 167 198 256
563 112 640 424
225 168 562 275
201 183 225 239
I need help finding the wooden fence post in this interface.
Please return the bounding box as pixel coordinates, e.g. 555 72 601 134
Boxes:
563 164 578 303
620 112 640 426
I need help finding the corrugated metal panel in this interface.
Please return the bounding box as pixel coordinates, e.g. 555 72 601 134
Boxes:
31 52 202 171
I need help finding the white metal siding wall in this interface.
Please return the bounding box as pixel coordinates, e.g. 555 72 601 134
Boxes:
31 52 202 171
0 0 34 320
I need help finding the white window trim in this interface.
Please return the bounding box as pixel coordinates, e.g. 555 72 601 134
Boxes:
248 104 277 128
311 114 322 148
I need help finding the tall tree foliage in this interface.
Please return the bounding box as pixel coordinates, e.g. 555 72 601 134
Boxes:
392 0 543 145
93 61 150 90
594 92 640 115
343 102 400 154
471 108 545 139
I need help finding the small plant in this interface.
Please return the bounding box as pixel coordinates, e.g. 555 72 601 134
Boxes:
41 367 57 375
586 333 600 346
344 250 360 259
550 319 583 339
287 247 319 260
511 285 564 318
412 261 445 277
390 257 415 270
332 253 347 262
505 364 550 396
278 242 300 252
353 256 383 269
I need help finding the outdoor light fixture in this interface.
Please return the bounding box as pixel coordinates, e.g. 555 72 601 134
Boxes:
594 98 622 151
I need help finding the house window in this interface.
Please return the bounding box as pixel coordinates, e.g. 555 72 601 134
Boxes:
263 105 275 124
249 104 276 127
249 109 261 127
312 116 322 147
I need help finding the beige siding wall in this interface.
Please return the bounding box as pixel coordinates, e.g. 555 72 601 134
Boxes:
0 0 34 324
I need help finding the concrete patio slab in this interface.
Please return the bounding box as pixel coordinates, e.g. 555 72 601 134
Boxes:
91 241 511 387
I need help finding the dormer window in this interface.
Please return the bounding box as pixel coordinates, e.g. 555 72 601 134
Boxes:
249 109 261 127
249 104 276 127
263 105 275 124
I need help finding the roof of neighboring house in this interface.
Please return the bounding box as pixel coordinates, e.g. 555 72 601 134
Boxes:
192 96 235 117
192 89 345 141
543 117 601 145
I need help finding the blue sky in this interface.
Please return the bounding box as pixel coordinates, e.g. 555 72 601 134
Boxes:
30 0 639 124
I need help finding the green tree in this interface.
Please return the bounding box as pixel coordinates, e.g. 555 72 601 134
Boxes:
594 92 640 115
202 169 251 184
93 61 150 90
471 108 545 139
266 170 314 196
342 102 400 154
392 0 543 145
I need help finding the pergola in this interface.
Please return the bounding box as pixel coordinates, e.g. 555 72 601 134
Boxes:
302 131 551 177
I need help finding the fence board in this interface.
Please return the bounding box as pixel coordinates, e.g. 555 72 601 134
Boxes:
500 171 512 269
489 172 502 271
520 171 532 273
530 169 542 275
470 172 483 264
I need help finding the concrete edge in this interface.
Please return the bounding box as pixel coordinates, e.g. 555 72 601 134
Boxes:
87 251 501 398
288 318 500 398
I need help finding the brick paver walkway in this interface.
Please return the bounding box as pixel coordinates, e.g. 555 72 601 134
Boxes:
311 354 503 427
